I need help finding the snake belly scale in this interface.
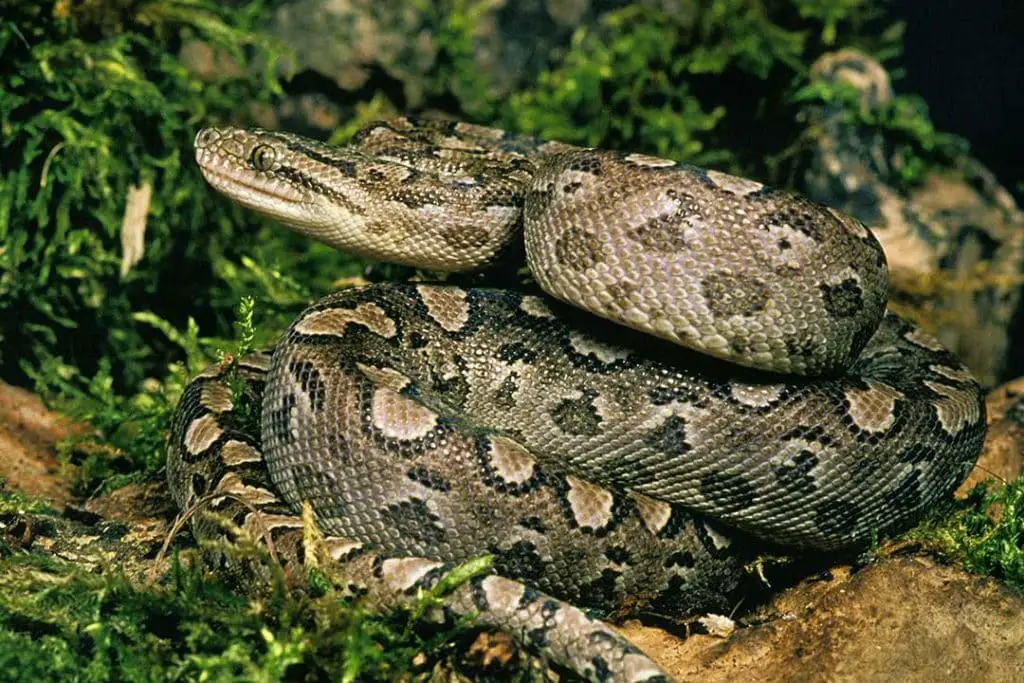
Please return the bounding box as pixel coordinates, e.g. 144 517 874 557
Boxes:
168 118 987 681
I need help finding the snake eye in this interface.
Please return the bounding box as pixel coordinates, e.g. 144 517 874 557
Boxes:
250 144 277 171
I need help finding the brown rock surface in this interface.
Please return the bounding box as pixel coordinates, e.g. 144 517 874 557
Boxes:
620 556 1024 682
0 380 76 508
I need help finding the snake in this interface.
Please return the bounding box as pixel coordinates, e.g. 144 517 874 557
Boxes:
167 117 987 682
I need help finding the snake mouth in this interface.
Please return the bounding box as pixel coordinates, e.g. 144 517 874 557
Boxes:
197 162 308 206
195 161 324 230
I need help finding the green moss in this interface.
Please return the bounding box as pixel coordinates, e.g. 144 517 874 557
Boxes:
22 292 270 497
907 478 1024 589
0 0 365 392
792 77 970 187
496 0 901 172
0 487 502 682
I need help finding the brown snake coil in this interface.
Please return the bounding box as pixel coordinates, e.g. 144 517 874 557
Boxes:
168 118 987 682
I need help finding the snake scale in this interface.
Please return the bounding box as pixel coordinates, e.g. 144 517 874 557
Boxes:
168 117 987 681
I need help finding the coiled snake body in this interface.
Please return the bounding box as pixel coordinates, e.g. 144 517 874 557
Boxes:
168 118 986 681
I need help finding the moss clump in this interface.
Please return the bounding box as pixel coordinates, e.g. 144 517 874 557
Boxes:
0 485 503 682
27 293 266 498
907 479 1024 589
791 75 970 188
0 549 305 681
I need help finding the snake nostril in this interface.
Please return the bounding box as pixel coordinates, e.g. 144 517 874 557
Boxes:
194 128 217 149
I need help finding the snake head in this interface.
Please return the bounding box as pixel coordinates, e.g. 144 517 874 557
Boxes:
193 125 521 271
194 126 364 244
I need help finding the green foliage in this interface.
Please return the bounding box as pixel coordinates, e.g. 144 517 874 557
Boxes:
0 493 495 681
909 478 1024 589
417 0 500 120
0 552 296 681
792 0 887 47
0 0 362 392
497 0 901 171
233 295 257 358
380 0 910 174
505 5 733 164
22 293 276 496
26 353 188 494
792 78 970 186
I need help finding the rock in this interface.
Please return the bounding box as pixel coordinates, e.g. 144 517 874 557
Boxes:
262 0 584 128
619 556 1024 682
2 493 173 587
0 381 76 508
803 49 1024 386
0 380 176 584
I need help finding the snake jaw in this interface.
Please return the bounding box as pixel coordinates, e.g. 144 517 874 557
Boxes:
199 161 347 244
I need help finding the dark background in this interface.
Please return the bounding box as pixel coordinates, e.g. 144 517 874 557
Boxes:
893 0 1023 195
